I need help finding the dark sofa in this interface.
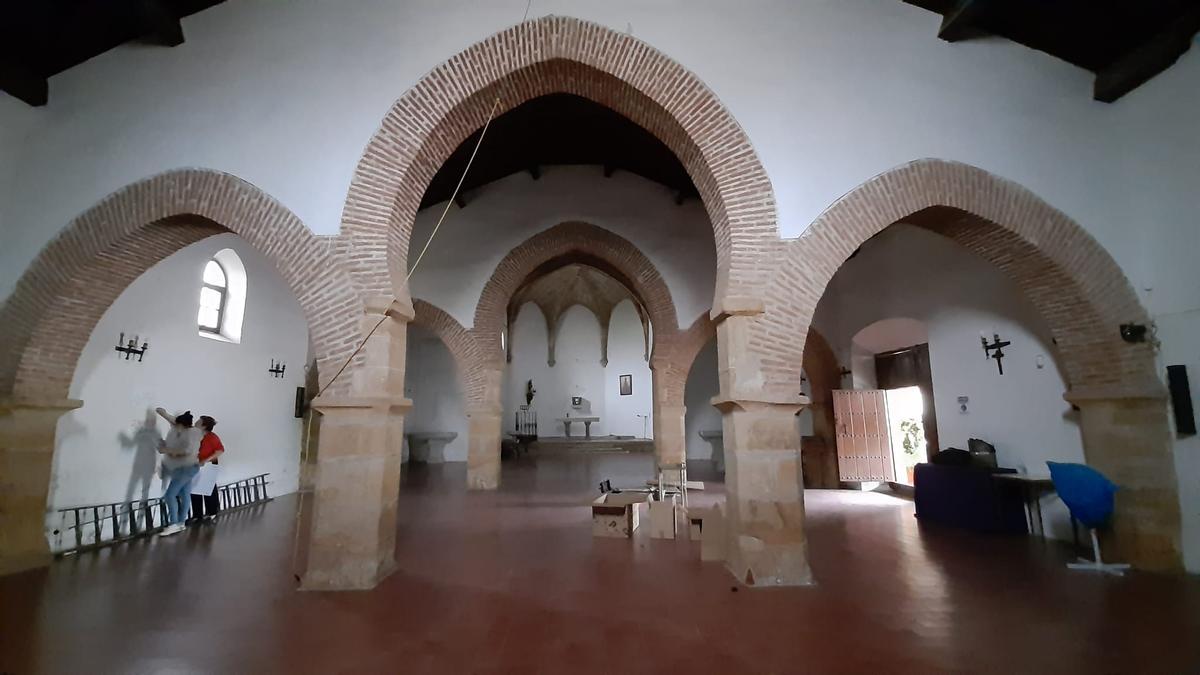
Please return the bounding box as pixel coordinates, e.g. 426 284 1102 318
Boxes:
913 463 1028 534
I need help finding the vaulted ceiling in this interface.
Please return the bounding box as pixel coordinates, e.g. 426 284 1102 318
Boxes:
904 0 1200 102
0 0 227 106
508 264 650 367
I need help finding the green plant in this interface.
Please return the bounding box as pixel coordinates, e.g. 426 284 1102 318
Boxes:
900 419 923 456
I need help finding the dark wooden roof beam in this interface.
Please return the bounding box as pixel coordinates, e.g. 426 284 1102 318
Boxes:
134 0 185 47
1093 7 1200 103
0 60 48 106
937 0 990 43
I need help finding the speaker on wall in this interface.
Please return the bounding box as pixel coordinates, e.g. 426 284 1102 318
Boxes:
1167 365 1196 436
294 386 307 419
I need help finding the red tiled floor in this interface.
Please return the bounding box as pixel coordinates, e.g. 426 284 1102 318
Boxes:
2 454 1199 674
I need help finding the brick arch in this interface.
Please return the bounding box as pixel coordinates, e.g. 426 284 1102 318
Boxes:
472 222 679 367
411 299 490 407
0 169 364 400
752 158 1159 400
340 15 776 314
801 327 841 407
801 327 842 489
658 313 718 408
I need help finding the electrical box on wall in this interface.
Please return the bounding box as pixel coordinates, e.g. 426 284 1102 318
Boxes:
957 396 969 414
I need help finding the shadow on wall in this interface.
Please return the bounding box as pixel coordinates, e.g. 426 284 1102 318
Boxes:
118 408 162 504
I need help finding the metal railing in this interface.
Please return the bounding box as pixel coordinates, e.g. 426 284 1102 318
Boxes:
514 409 538 437
52 473 272 556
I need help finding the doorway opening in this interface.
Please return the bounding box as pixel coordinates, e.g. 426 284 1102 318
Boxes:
884 385 925 486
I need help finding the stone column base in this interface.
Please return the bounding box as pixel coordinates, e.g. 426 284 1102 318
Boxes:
299 396 408 591
1069 393 1183 572
0 398 82 577
715 396 813 587
467 408 502 490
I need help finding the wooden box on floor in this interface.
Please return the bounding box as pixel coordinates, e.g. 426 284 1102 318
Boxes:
686 509 704 541
647 496 678 539
591 492 649 538
685 505 726 561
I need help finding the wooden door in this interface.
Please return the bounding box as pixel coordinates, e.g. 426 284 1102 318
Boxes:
832 389 894 482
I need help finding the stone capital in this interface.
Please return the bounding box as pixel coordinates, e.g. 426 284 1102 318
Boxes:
1064 385 1167 404
0 397 83 415
311 395 412 415
466 405 503 418
364 294 415 322
711 394 809 415
710 296 765 322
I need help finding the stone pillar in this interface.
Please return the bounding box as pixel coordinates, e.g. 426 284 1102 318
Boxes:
466 406 502 490
653 405 686 467
466 367 504 490
715 396 811 586
299 298 411 591
713 307 813 586
0 397 82 576
1068 393 1183 572
651 370 686 468
300 397 408 590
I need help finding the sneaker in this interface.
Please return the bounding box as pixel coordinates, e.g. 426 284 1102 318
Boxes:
158 523 184 537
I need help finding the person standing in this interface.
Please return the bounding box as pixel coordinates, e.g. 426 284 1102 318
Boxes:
190 415 225 523
155 407 202 536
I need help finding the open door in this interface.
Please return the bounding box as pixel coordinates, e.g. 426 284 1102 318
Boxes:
832 389 894 482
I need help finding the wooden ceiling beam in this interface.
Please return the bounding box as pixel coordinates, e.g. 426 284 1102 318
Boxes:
134 0 185 47
0 60 48 106
1093 7 1200 103
937 0 989 43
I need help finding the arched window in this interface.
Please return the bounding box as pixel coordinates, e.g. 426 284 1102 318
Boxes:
197 248 247 343
198 259 227 334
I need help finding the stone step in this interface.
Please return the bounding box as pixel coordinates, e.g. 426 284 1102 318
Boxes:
529 438 654 454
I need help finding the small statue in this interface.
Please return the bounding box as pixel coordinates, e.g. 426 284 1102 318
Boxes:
525 379 536 406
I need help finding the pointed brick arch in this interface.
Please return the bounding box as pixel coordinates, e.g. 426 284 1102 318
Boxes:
752 158 1158 400
411 299 490 407
340 16 776 315
744 158 1179 571
472 222 680 367
658 313 718 408
0 169 364 400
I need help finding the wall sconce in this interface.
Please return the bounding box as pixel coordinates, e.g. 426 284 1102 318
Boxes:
114 332 149 362
980 332 1011 374
268 358 286 378
1120 323 1148 343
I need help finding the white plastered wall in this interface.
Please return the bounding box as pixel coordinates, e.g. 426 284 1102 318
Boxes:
403 324 469 462
48 233 309 545
407 168 716 330
502 302 652 439
814 224 1085 540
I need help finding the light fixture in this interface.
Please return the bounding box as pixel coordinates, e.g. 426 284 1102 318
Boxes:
980 332 1011 375
114 332 149 362
1120 323 1147 343
268 358 286 378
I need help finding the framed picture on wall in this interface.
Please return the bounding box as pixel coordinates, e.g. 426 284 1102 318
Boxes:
619 374 632 396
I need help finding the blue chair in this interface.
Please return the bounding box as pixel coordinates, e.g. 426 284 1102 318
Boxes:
1047 462 1130 575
